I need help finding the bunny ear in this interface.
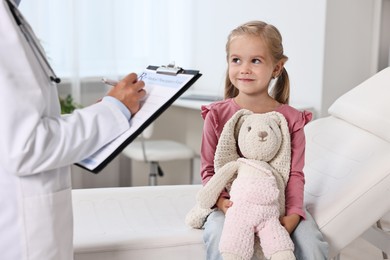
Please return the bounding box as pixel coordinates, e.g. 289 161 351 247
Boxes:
214 109 252 172
269 112 291 185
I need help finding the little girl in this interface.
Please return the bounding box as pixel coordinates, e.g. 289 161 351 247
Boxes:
200 21 328 259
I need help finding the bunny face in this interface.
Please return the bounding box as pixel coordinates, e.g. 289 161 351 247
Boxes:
237 113 282 162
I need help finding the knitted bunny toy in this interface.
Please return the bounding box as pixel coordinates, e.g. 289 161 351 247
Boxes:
185 109 295 260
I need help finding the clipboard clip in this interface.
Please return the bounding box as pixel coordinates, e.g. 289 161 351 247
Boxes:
156 62 183 75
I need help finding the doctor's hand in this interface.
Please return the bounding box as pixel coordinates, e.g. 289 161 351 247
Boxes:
106 73 146 115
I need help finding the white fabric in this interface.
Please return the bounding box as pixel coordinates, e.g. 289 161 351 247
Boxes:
72 185 205 260
304 117 390 257
0 1 129 259
304 67 390 257
328 66 390 142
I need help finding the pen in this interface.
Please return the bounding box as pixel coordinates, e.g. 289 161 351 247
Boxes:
101 78 118 86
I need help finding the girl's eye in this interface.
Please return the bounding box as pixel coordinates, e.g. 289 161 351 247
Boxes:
252 59 261 64
231 58 241 64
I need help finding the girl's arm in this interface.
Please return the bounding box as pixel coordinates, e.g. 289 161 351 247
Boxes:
200 110 219 185
285 123 307 219
282 109 312 232
200 107 231 201
281 125 307 233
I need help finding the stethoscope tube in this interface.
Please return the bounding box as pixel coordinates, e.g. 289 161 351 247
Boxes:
6 0 61 84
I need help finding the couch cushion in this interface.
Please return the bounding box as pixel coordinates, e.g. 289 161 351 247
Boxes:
328 67 390 142
304 116 390 257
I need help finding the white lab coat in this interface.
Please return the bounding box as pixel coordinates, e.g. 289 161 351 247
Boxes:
0 1 130 259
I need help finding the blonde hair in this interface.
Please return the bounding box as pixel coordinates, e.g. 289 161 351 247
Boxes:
224 20 290 104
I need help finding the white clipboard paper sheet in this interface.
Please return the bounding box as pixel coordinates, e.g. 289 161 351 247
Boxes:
76 65 202 173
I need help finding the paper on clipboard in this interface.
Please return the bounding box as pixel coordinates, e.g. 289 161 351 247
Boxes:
76 65 201 173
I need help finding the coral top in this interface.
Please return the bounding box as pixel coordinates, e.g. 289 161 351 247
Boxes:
200 98 312 219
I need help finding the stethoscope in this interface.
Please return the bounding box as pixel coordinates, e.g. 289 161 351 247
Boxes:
6 0 61 84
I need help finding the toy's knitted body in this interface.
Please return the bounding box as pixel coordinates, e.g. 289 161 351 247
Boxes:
219 158 294 260
185 110 295 260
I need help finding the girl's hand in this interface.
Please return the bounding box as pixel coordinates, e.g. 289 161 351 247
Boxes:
280 213 301 234
216 197 233 214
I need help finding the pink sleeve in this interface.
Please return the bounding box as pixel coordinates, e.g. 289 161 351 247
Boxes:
200 106 218 185
285 111 312 219
200 106 230 199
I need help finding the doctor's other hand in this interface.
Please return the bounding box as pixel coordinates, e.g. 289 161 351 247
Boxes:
107 73 146 115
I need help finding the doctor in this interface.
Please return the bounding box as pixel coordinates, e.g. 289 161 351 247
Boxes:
0 0 146 259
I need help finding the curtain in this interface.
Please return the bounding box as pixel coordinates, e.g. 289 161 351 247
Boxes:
19 0 194 102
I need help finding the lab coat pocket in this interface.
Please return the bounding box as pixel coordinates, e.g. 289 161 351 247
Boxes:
23 188 73 260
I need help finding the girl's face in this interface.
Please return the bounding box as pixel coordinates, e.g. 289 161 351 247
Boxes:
228 35 282 97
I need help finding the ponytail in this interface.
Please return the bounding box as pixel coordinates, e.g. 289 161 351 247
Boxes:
271 67 290 104
224 70 238 99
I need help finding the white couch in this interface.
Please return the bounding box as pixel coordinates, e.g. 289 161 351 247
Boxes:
73 67 390 259
303 66 390 258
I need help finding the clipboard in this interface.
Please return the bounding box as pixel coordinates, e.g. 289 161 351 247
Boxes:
76 63 202 173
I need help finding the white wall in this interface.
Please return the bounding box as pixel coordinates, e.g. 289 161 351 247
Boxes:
190 0 327 113
188 0 384 116
321 0 383 115
378 0 390 71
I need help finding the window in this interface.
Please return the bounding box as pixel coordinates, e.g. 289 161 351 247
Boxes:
20 0 194 96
